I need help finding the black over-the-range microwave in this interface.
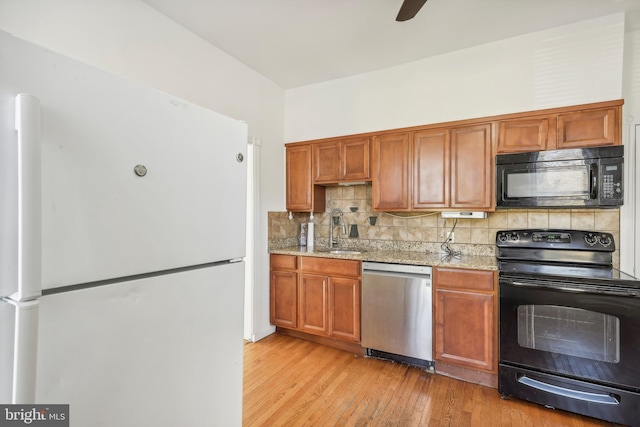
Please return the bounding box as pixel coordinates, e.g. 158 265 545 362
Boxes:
495 145 624 208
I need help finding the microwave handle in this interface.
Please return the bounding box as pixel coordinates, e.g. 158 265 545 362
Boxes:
589 164 598 199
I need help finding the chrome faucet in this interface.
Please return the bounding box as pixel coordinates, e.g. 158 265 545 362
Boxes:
329 208 347 248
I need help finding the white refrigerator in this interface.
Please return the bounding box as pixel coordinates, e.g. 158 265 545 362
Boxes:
0 32 247 426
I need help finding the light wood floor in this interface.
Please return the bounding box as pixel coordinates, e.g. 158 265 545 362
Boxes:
243 333 624 427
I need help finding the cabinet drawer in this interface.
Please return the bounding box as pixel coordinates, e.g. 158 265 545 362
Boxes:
270 254 297 270
434 267 494 291
300 257 361 278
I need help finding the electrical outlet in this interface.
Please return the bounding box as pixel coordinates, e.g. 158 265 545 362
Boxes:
448 232 454 243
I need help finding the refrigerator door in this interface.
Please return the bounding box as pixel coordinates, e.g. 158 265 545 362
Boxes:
0 32 248 291
0 298 39 404
35 262 244 427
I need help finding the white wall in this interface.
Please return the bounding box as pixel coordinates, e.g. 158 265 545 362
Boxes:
0 0 282 340
621 26 640 276
285 14 625 142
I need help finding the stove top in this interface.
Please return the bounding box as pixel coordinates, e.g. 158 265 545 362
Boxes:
496 229 639 287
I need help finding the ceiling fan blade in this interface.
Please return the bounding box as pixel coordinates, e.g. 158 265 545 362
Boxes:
396 0 428 21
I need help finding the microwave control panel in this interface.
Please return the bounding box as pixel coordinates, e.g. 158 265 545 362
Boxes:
601 164 623 200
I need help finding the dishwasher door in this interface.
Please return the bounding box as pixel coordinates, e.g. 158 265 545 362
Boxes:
361 262 432 363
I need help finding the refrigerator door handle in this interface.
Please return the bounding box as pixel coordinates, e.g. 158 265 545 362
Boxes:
3 298 39 404
14 94 42 301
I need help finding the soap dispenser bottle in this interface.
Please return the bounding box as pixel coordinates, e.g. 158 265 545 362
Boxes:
307 222 314 248
299 223 307 247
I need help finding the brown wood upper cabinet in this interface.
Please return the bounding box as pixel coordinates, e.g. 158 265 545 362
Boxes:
497 102 622 153
557 107 617 149
449 124 493 209
286 144 325 212
288 99 622 210
373 124 493 211
372 132 411 211
497 117 551 153
413 129 450 209
314 137 370 184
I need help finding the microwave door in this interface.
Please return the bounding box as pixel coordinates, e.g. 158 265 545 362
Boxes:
500 163 592 207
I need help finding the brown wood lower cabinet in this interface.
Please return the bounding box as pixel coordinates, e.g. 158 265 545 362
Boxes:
270 254 362 343
270 269 298 328
299 273 329 335
433 267 497 386
270 254 298 328
329 276 360 342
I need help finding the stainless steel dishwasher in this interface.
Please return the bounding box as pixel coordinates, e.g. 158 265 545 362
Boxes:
362 262 434 368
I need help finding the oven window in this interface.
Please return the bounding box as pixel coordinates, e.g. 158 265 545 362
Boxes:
517 305 619 363
506 167 589 198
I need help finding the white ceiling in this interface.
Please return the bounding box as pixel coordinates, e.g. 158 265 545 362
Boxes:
143 0 640 89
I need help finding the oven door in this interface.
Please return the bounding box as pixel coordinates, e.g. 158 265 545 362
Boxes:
499 275 640 391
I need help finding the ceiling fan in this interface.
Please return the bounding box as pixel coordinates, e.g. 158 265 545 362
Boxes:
396 0 428 21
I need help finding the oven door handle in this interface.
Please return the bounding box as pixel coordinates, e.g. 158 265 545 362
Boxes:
518 375 619 405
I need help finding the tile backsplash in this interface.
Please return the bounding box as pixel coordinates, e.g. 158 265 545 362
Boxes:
269 184 620 265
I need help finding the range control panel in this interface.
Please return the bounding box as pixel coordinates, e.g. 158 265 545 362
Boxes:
496 229 615 251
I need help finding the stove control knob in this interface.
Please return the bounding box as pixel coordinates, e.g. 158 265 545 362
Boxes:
584 233 598 246
511 233 520 242
598 235 613 247
497 233 508 243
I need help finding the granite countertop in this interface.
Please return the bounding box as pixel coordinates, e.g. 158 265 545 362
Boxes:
269 246 497 271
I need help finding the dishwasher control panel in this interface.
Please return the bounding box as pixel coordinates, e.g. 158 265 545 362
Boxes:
363 261 432 276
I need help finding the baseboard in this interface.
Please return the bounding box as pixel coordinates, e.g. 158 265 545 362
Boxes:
251 326 276 342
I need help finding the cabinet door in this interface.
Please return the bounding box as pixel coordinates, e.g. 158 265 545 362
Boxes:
314 141 341 183
342 137 370 181
413 129 450 209
372 133 410 211
557 108 618 149
286 145 325 212
329 277 360 342
286 145 313 210
270 270 298 328
450 124 493 209
434 289 494 371
299 273 329 336
497 117 550 153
